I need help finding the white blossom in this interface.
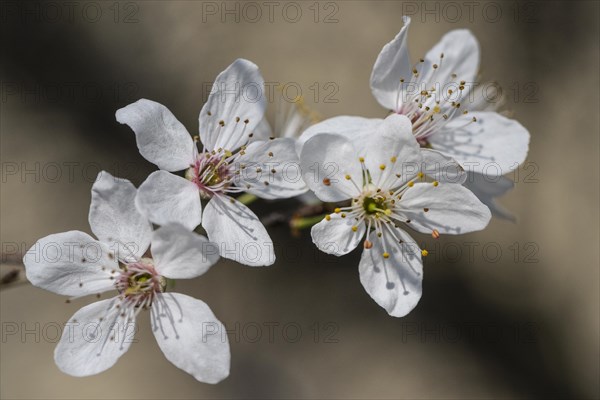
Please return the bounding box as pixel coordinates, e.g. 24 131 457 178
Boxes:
300 115 491 317
116 59 307 266
23 171 229 383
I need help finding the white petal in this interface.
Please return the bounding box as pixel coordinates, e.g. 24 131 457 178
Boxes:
431 111 530 175
116 99 195 172
311 214 365 256
296 115 383 152
199 59 266 152
370 16 413 110
358 114 422 188
464 172 516 222
202 196 274 267
234 138 307 199
359 227 423 317
152 293 230 384
467 80 504 112
136 171 202 231
23 231 116 297
151 224 219 279
54 298 136 376
420 148 467 184
300 133 361 202
421 29 480 91
251 117 273 141
89 171 152 261
398 182 491 234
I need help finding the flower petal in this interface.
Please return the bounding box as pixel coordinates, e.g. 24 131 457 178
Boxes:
358 114 422 189
202 196 275 267
431 111 530 175
464 172 516 222
251 117 273 141
397 182 491 235
151 293 230 384
296 115 383 152
359 227 423 317
89 171 152 262
199 59 266 152
136 171 202 231
420 148 467 184
234 138 307 199
300 133 361 202
151 224 219 279
54 298 136 376
422 29 480 92
23 231 116 297
311 213 365 256
370 16 413 110
116 99 195 172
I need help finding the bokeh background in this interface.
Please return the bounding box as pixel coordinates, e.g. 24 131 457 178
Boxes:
1 1 599 398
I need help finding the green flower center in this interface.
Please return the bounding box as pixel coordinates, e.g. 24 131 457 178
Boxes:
363 196 388 215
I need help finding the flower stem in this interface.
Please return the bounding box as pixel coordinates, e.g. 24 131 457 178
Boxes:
237 193 258 205
290 214 326 230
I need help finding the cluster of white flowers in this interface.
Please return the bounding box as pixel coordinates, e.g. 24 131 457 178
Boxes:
23 17 529 383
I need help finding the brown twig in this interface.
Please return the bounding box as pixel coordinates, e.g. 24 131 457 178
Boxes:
1 253 28 289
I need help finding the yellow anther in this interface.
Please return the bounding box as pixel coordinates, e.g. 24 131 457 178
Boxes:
384 209 392 216
383 252 390 259
379 164 386 170
351 226 358 232
417 172 424 179
408 181 414 187
390 156 397 163
325 215 331 221
421 249 429 257
334 208 341 213
341 213 346 218
225 150 233 157
359 157 365 162
433 105 441 113
345 174 351 180
433 181 439 187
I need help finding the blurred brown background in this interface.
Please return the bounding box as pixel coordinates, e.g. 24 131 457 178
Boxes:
1 1 599 399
